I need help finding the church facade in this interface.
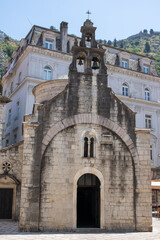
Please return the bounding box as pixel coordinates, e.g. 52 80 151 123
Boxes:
0 20 152 232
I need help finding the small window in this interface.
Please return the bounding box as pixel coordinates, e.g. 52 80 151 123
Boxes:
14 134 17 142
143 65 149 74
150 145 153 161
67 41 70 53
7 109 11 125
145 88 150 101
10 82 13 94
18 72 21 84
15 101 20 120
84 137 88 157
43 66 52 80
122 59 128 68
122 83 128 96
83 135 95 158
45 40 53 50
145 115 152 128
90 138 94 158
6 139 9 147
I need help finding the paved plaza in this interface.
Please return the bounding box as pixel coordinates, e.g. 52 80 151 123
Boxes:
0 217 160 240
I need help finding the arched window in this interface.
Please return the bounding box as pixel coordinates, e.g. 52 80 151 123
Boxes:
83 135 95 158
43 66 52 80
145 88 150 101
84 137 88 157
122 83 128 96
90 137 94 157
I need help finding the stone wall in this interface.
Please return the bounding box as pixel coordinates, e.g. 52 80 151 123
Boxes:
0 141 23 220
33 79 67 104
39 124 134 231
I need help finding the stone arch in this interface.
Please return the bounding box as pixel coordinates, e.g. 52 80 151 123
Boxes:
40 113 139 230
73 167 104 229
41 113 138 168
0 174 20 185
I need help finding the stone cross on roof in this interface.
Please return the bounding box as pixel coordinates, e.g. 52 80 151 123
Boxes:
86 10 91 19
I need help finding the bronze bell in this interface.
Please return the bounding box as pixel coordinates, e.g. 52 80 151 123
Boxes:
86 35 91 42
92 59 99 70
78 58 83 65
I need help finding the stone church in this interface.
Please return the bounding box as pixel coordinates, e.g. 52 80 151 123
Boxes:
0 20 152 232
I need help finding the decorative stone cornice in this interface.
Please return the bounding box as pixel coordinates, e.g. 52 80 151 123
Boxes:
0 140 24 152
3 45 72 84
116 94 160 107
30 45 72 61
0 96 11 103
107 64 160 83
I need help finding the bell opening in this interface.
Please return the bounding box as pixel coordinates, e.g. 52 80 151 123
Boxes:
92 57 100 70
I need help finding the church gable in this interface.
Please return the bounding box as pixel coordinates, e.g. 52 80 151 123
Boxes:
18 19 152 232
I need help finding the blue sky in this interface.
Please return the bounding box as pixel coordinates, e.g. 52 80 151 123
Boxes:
1 0 160 41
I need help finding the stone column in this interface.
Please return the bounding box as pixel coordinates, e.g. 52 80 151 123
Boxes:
135 129 152 231
19 121 40 231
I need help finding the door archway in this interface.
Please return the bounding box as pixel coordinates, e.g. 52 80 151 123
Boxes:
77 173 100 228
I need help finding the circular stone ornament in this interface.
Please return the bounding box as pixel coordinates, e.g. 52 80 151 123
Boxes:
2 161 12 174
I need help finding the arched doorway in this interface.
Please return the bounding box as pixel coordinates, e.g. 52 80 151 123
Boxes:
77 173 100 228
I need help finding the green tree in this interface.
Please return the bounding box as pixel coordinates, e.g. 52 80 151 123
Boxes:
50 26 56 30
3 45 17 58
143 29 148 34
107 40 112 46
134 40 140 46
113 38 117 47
120 40 124 48
144 42 151 53
4 36 9 42
150 29 154 35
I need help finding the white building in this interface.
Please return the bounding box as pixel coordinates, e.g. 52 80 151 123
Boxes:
1 21 160 173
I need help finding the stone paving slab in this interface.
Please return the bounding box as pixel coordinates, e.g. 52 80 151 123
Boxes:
0 218 160 240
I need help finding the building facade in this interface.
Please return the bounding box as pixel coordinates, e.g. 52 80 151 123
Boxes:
1 21 160 172
0 19 152 231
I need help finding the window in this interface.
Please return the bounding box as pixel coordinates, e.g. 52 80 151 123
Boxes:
122 83 128 96
7 109 11 126
83 136 95 158
10 82 13 94
150 145 153 161
122 59 128 68
145 88 150 101
45 40 53 50
143 65 149 74
84 137 88 157
43 66 52 80
5 134 10 147
18 72 21 84
145 115 152 128
14 134 17 142
15 101 20 120
6 139 9 147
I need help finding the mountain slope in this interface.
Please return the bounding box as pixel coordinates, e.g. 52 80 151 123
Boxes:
100 29 160 75
0 30 19 82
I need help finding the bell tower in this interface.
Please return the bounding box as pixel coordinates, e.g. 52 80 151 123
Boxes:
80 19 97 48
69 19 107 76
67 19 109 116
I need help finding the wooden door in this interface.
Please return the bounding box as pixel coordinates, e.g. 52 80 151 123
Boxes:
0 188 13 219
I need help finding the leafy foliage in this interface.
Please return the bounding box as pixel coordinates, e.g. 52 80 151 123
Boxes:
0 32 19 94
144 42 151 53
